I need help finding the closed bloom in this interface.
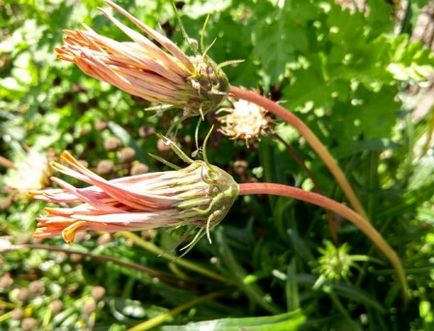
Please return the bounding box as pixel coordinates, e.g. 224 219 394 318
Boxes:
31 150 238 244
56 0 228 117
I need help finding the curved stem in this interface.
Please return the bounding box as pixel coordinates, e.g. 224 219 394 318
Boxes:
3 243 187 288
272 130 338 243
239 182 409 302
127 290 226 331
0 156 15 169
116 231 233 285
230 86 368 221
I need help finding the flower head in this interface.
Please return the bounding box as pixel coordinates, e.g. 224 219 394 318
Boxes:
31 149 238 244
316 241 356 281
56 0 228 117
217 99 271 147
4 150 51 197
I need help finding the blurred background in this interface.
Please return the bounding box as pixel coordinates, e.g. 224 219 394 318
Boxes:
1 0 433 330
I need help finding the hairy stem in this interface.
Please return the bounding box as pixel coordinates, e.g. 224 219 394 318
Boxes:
230 86 368 221
239 182 408 302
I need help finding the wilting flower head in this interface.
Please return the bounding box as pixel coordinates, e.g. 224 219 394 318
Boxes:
4 150 50 196
56 0 228 118
217 99 270 147
31 149 238 244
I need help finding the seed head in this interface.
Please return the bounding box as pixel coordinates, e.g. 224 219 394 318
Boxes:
4 150 50 197
217 99 270 147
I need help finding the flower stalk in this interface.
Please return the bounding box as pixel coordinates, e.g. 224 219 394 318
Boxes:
117 231 232 284
238 182 409 302
0 241 187 288
229 86 369 221
0 156 16 169
128 290 227 331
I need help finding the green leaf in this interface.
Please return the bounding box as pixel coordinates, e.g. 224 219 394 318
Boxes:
161 310 305 331
182 0 232 18
252 1 317 84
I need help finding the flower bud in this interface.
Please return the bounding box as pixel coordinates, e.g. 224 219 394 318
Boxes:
29 280 45 295
51 299 64 313
91 286 106 301
119 147 135 162
95 120 107 131
11 308 24 320
82 299 97 315
16 288 30 303
0 273 13 290
130 162 149 175
183 55 229 118
104 137 122 151
22 318 37 331
96 160 114 175
31 148 239 245
55 0 228 118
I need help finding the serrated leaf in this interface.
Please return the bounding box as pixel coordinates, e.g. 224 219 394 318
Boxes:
252 1 317 84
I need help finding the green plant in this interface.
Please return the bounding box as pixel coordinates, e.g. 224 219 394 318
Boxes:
1 0 433 330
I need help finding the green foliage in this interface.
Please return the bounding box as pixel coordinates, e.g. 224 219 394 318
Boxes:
1 0 434 330
162 310 305 331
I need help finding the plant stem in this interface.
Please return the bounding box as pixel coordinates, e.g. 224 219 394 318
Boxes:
0 156 15 169
3 243 187 288
117 231 233 285
0 311 12 323
238 182 409 302
215 229 283 315
127 290 226 331
272 130 338 243
230 86 368 221
328 289 359 328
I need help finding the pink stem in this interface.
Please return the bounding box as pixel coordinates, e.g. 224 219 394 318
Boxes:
272 131 338 243
230 86 368 221
239 182 408 301
0 156 16 169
